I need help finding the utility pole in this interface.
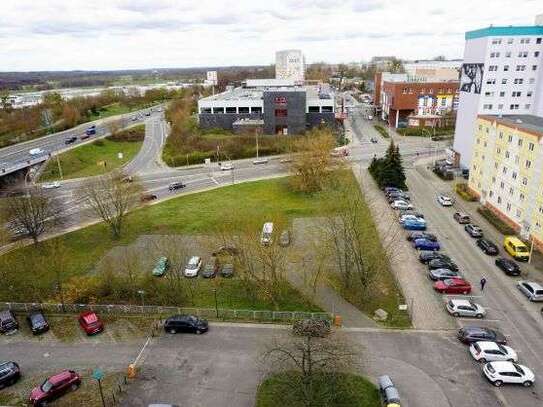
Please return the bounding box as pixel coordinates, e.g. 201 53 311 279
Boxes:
56 155 63 180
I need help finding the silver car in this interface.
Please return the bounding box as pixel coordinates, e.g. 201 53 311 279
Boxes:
446 299 486 318
517 281 543 301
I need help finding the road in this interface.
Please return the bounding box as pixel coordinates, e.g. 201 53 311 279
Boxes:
0 105 162 177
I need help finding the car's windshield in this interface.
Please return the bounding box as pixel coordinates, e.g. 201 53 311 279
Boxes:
514 364 525 375
516 246 529 253
41 379 53 393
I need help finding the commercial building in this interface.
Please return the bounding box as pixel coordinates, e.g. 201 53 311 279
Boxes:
197 79 336 135
468 114 543 249
453 15 543 168
275 50 305 82
403 60 462 82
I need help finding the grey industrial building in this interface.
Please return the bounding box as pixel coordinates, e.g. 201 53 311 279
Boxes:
197 79 336 135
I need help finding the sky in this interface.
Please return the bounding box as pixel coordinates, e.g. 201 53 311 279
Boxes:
0 0 542 71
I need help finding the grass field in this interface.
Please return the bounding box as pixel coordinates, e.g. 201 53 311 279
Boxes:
256 372 380 407
39 126 144 181
87 102 142 121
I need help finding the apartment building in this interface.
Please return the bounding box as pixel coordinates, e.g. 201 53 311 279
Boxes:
453 15 543 168
469 114 543 249
275 50 305 82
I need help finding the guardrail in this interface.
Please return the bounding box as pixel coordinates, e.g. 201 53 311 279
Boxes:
1 302 331 323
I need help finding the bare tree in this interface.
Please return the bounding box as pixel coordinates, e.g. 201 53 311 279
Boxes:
107 119 122 137
78 171 142 239
4 187 59 244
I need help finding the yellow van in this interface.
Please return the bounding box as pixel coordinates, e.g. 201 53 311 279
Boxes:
503 236 530 262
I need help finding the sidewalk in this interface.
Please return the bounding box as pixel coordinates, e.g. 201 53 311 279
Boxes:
353 165 455 330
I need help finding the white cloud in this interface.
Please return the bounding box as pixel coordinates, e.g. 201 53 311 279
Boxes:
0 0 541 71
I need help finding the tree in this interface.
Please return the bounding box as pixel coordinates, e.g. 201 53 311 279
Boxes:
260 320 355 406
368 140 406 189
0 90 13 112
78 171 142 239
389 57 405 74
5 187 59 244
61 104 81 128
107 119 122 137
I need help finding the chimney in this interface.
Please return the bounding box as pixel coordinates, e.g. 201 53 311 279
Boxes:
536 14 543 25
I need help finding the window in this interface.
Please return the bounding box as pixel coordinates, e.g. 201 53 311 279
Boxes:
225 107 236 113
308 106 320 113
408 88 413 94
523 177 528 185
529 78 535 84
488 65 498 71
212 107 224 114
321 106 333 112
525 104 531 109
513 78 524 84
490 52 500 58
506 203 512 211
518 139 523 147
536 52 540 57
251 106 262 114
238 106 250 113
492 38 502 44
200 107 212 114
520 193 525 201
505 151 510 158
512 171 517 179
274 109 288 117
516 209 522 218
537 38 542 44
498 196 502 204
520 38 530 44
526 160 532 168
515 155 519 164
516 65 526 71
486 78 496 85
499 132 503 139
512 91 522 97
402 87 408 94
509 187 514 195
428 88 433 94
510 104 519 110
483 104 493 110
518 51 528 58
527 91 533 97
506 51 512 57
485 91 494 97
529 142 535 151
508 135 513 142
490 191 494 197
498 104 504 110
500 181 505 189
499 91 505 97
532 65 538 71
502 78 508 84
504 65 510 71
508 38 514 44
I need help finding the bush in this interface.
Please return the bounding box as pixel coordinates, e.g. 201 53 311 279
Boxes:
397 127 454 137
106 124 145 142
477 206 517 235
373 125 389 138
92 139 105 147
455 183 478 202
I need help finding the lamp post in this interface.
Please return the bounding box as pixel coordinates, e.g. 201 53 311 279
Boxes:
137 290 145 308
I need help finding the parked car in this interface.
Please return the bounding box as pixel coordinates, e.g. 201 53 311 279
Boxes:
80 133 90 140
407 232 437 242
387 192 410 203
261 222 274 245
0 361 20 389
201 262 219 278
477 238 499 256
457 326 507 345
29 370 82 406
279 230 291 247
184 256 202 277
220 162 234 171
446 299 485 318
164 314 208 334
152 256 169 277
453 212 471 224
428 258 459 272
384 187 401 194
220 263 234 278
495 257 521 276
78 311 104 335
428 268 461 281
465 224 483 238
399 214 423 225
433 278 471 295
469 341 518 363
64 136 77 145
377 375 401 407
403 219 426 231
398 209 424 219
140 193 158 202
503 236 530 262
41 181 61 189
517 281 543 301
483 361 534 387
168 181 186 191
419 251 452 264
391 200 413 210
412 238 440 251
438 195 454 206
26 311 49 335
0 310 18 334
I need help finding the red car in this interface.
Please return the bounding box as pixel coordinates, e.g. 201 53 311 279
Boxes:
29 370 81 406
78 311 104 335
433 278 472 295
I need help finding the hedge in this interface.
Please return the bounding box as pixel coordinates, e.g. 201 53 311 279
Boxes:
455 183 478 202
373 125 389 138
397 127 454 137
477 206 517 235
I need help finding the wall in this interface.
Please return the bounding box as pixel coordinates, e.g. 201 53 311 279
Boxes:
263 90 306 135
306 112 337 129
198 113 262 130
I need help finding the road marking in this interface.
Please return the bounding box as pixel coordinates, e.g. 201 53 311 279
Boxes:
210 177 219 185
133 336 152 367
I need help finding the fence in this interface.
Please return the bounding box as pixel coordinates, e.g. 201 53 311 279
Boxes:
0 302 331 324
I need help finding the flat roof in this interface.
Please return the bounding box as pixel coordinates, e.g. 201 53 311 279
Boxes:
199 84 333 103
466 26 543 40
479 114 543 138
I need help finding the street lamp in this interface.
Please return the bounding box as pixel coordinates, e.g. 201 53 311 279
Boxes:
137 290 145 308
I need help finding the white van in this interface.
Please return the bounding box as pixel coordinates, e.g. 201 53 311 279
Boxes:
261 222 274 245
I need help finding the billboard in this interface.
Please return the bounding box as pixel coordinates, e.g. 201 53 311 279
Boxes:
459 63 484 94
206 71 218 86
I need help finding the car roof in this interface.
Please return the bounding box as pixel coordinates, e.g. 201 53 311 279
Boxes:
450 299 473 307
50 370 72 383
521 280 543 289
488 361 516 371
0 310 14 318
464 326 492 334
476 341 501 351
188 256 200 262
168 314 198 321
81 312 99 323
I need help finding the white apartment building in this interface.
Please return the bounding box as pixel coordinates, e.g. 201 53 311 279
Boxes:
275 49 305 82
453 14 543 168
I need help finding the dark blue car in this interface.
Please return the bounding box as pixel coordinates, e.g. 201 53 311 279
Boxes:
403 219 427 231
413 238 440 251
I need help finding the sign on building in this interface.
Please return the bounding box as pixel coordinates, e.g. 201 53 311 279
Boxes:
206 71 218 86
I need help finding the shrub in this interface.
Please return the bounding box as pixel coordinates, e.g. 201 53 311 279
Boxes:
397 127 455 137
477 206 517 235
106 124 145 142
373 125 389 138
92 139 105 147
455 183 478 202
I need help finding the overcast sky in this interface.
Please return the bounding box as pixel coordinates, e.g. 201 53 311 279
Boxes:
1 0 541 71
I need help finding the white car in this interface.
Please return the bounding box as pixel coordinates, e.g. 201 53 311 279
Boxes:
183 256 202 278
29 148 44 156
446 299 486 318
483 361 535 387
470 341 518 363
399 214 424 225
437 195 454 206
391 200 413 210
41 181 61 189
221 162 234 171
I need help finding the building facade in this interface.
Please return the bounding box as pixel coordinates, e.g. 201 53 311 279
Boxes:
453 16 543 168
380 80 459 128
468 115 543 249
275 50 305 82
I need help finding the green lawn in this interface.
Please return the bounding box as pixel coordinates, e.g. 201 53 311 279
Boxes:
40 137 143 181
256 372 380 407
87 102 144 121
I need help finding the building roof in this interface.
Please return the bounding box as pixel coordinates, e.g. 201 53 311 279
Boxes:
245 79 297 88
479 114 543 138
466 26 543 40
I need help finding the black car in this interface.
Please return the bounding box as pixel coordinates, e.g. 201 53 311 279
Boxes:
419 251 452 264
168 182 186 191
164 315 208 334
457 326 507 345
407 232 437 242
26 311 49 335
477 238 499 256
428 268 461 281
64 136 77 145
495 257 521 276
0 310 18 334
465 224 483 238
0 361 20 389
428 258 459 272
